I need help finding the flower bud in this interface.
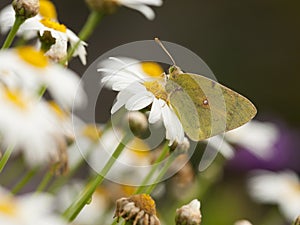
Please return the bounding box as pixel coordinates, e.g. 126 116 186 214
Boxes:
171 137 190 154
234 220 253 225
175 199 201 225
127 111 149 138
13 0 39 19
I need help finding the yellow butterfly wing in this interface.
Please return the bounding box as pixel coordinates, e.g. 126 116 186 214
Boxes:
166 73 257 141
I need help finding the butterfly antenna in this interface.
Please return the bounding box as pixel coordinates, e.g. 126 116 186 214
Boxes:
155 38 176 66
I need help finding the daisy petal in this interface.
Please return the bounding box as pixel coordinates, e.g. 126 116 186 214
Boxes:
125 4 156 20
149 98 162 123
125 92 154 111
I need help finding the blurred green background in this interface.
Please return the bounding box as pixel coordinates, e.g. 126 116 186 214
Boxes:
1 0 300 127
0 1 299 224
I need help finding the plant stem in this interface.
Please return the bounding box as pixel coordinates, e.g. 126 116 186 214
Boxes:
0 145 14 173
145 152 177 194
12 167 39 194
36 170 53 193
1 16 25 49
63 134 131 222
62 10 104 65
135 142 169 194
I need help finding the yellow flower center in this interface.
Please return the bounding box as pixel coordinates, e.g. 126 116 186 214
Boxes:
4 89 28 110
121 185 136 196
141 62 164 78
0 197 17 216
82 125 102 142
48 101 66 119
130 194 157 215
127 138 150 159
17 46 48 68
39 0 57 20
40 18 67 32
143 80 168 102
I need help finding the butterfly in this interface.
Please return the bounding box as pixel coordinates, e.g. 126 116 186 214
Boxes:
156 38 257 141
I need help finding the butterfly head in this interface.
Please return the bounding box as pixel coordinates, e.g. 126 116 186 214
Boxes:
168 65 183 79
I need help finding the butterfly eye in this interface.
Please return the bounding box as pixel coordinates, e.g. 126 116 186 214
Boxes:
169 66 175 74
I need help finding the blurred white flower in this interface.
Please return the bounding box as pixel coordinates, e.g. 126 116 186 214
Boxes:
56 181 109 225
0 87 68 167
0 47 86 109
99 57 184 145
88 128 153 185
0 186 67 225
225 120 279 159
248 170 300 222
0 1 87 64
198 120 280 171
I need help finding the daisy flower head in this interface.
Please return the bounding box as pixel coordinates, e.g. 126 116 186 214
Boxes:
0 1 87 64
0 46 86 109
0 186 67 225
98 57 185 146
85 0 163 20
248 170 300 222
0 86 69 168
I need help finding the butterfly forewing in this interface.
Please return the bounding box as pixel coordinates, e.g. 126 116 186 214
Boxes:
166 73 257 141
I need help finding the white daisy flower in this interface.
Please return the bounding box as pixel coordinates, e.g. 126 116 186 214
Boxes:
0 87 67 167
248 170 300 222
0 46 86 109
0 1 87 64
99 57 184 145
0 186 67 225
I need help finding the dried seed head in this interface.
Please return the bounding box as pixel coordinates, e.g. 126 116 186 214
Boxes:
13 0 39 19
175 199 201 225
114 194 160 225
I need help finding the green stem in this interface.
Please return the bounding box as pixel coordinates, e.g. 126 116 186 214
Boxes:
61 10 104 65
36 170 53 193
0 145 14 173
63 134 131 222
135 142 170 194
12 167 39 194
145 153 177 194
1 16 25 49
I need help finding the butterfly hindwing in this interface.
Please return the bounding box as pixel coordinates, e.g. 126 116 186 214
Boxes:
166 73 257 141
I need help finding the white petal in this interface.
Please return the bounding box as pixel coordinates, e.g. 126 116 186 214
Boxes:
148 98 162 123
125 92 154 111
207 135 235 159
225 120 279 159
124 4 156 20
161 102 184 145
120 0 162 6
111 98 126 114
